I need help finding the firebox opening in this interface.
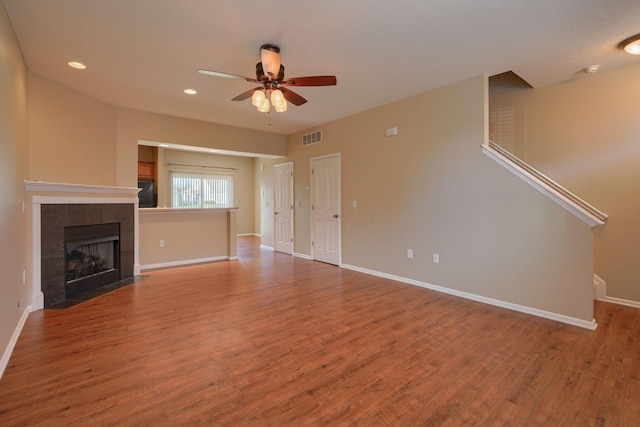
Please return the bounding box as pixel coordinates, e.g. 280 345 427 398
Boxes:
64 223 121 298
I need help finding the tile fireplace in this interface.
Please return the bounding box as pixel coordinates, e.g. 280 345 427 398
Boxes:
26 181 140 310
41 204 134 307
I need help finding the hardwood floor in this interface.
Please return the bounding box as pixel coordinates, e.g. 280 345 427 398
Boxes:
1 236 639 426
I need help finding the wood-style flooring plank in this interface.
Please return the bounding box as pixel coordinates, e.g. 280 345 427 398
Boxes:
567 304 637 426
1 237 639 426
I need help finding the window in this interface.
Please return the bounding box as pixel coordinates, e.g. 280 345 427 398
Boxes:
170 170 233 208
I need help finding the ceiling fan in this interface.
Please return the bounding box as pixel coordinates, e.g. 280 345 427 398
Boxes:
198 44 337 112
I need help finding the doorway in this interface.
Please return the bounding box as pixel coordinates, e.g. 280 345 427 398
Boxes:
311 154 341 265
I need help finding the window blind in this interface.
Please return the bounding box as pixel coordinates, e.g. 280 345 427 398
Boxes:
170 170 233 208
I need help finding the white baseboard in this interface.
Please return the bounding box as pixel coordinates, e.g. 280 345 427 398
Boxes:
1 305 31 380
593 274 606 300
228 256 239 261
29 291 44 312
598 296 640 309
593 274 640 308
237 233 260 237
341 263 597 330
140 256 228 271
260 245 274 251
294 252 312 260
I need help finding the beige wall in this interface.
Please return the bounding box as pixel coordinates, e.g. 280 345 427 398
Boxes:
139 210 233 267
261 76 595 322
0 1 29 370
28 73 118 185
490 63 640 302
155 149 255 235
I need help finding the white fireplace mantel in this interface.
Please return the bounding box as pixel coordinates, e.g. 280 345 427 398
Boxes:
25 181 140 311
25 180 140 195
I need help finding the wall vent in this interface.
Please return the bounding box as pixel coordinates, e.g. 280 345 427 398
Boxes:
302 130 322 146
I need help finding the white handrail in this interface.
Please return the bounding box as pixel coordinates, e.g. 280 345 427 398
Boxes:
483 141 607 227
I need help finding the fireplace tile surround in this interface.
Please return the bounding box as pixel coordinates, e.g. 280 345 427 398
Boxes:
41 204 134 307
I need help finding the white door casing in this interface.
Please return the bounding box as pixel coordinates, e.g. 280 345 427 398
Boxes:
311 154 341 265
274 162 294 254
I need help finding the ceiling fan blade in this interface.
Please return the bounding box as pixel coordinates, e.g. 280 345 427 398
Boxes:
280 76 337 86
232 87 262 101
198 69 259 83
280 87 307 106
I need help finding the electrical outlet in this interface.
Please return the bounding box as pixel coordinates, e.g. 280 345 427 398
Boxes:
159 240 165 248
433 253 439 263
353 200 358 208
407 249 413 259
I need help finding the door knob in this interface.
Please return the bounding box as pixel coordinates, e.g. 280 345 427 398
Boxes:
333 214 339 218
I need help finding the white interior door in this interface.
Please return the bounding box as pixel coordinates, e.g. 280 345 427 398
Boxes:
274 162 294 254
311 154 340 265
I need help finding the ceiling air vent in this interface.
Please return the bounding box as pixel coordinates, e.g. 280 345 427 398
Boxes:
302 130 322 146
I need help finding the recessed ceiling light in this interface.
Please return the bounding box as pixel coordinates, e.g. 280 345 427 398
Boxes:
67 61 86 69
620 33 640 55
584 65 599 74
184 89 197 95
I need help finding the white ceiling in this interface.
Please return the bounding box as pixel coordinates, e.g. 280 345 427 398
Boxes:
4 0 640 135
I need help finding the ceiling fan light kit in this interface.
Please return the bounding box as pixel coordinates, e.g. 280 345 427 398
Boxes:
250 88 287 113
257 97 270 113
199 43 336 113
274 98 287 112
251 89 265 107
